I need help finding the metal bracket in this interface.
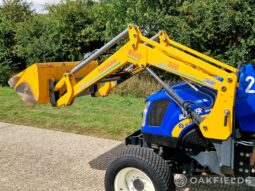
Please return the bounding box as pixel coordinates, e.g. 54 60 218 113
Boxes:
187 150 222 175
213 136 235 175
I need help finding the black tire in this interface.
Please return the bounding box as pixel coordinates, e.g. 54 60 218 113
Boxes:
105 146 175 191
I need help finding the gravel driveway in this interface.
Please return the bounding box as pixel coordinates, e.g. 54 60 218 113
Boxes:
0 122 122 191
0 122 253 191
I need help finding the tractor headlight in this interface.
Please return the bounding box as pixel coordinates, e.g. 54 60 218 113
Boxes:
142 101 150 127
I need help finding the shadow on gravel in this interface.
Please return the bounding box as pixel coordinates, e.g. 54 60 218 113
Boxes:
89 143 254 191
89 143 125 170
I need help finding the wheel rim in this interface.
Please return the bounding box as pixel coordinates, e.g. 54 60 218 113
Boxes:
114 167 156 191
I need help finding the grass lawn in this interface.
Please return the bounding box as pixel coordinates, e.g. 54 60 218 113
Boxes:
0 87 145 140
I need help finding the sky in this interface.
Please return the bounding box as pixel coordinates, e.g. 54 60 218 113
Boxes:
0 0 61 13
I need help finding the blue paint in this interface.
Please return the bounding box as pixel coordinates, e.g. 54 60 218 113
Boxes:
235 64 255 132
141 63 255 139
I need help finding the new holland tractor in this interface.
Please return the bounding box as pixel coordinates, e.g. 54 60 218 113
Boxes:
9 25 255 191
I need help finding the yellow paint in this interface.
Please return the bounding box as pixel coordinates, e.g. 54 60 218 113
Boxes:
96 81 117 96
10 61 98 104
11 24 238 140
172 115 207 138
172 118 194 138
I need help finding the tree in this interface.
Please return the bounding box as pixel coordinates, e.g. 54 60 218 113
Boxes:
0 0 32 85
15 0 104 66
98 0 255 67
0 0 32 23
2 0 255 86
46 0 104 61
95 0 187 40
15 14 60 64
178 0 255 66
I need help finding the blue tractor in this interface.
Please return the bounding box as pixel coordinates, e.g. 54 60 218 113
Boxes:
105 63 255 191
9 25 255 191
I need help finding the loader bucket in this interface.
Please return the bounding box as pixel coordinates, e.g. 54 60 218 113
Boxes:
9 61 98 105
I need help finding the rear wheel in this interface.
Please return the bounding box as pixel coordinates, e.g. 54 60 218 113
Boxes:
105 146 175 191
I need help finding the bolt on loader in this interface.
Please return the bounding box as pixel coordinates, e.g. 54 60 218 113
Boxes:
9 24 255 190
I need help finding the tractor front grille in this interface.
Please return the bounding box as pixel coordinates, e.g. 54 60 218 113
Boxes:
148 100 170 126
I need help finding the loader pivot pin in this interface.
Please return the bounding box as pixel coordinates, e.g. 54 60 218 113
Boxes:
224 109 230 126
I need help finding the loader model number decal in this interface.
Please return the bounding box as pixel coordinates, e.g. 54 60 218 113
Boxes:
167 62 179 71
245 76 255 93
128 50 142 61
98 59 117 73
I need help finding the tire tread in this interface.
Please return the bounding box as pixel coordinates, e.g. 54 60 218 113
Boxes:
107 146 174 191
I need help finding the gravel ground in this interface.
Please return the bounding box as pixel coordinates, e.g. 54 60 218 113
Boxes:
0 122 254 191
0 122 121 191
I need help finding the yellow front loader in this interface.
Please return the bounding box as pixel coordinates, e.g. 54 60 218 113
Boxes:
9 25 255 190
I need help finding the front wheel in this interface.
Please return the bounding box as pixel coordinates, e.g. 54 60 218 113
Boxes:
105 146 175 191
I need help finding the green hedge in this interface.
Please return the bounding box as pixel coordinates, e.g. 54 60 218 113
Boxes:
1 0 255 87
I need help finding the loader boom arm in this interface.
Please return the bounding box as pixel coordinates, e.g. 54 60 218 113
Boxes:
12 25 238 141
